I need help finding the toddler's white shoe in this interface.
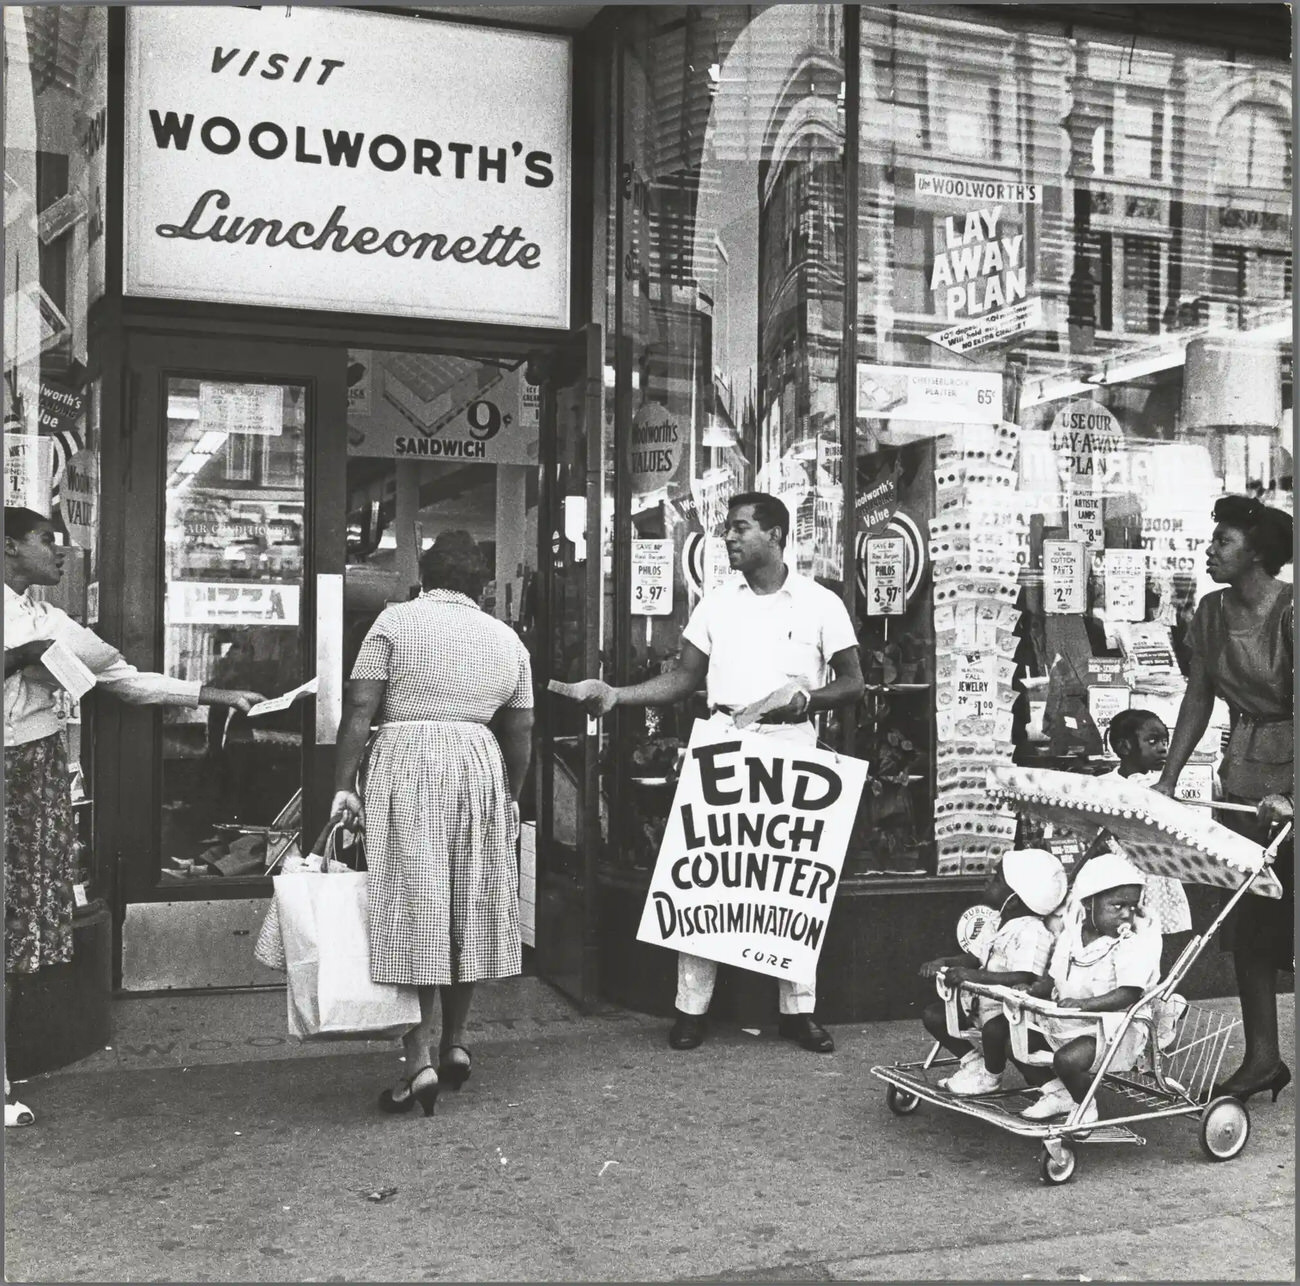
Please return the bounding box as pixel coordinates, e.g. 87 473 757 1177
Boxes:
943 1060 1005 1096
5 1100 34 1127
937 1048 979 1089
1021 1079 1076 1119
1067 1099 1099 1127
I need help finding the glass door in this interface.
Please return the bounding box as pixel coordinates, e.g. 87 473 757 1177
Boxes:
113 334 347 923
158 377 310 882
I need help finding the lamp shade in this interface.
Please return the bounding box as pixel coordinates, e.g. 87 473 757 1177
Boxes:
1179 335 1282 433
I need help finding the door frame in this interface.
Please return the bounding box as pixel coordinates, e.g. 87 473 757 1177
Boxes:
107 330 348 910
529 324 604 1010
104 316 599 994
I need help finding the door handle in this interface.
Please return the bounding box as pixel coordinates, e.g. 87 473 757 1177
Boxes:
315 573 342 745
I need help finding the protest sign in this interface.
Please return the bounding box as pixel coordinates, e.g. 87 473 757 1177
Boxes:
636 720 868 986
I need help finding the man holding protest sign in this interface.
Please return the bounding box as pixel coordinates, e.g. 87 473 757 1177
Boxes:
555 493 864 1053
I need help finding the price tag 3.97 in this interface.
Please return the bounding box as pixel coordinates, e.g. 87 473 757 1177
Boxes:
631 539 673 617
864 534 906 617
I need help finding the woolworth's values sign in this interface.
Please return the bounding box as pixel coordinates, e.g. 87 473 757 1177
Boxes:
636 720 867 986
124 8 571 327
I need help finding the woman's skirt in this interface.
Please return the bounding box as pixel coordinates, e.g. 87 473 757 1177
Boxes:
5 733 77 976
363 721 521 987
1220 796 1294 973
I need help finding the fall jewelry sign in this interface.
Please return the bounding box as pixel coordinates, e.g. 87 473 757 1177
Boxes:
123 7 571 327
636 721 867 986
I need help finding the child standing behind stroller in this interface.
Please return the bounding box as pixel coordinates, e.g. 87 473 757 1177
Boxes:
919 849 1068 1096
1084 709 1192 937
1021 852 1162 1125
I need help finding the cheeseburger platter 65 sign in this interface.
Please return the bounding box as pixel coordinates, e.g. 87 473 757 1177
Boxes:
124 8 571 327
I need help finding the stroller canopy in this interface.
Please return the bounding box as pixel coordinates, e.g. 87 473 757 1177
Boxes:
987 766 1284 900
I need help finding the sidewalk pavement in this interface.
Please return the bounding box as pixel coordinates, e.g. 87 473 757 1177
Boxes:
4 981 1294 1283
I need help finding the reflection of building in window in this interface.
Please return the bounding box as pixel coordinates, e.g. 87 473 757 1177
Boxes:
1115 87 1166 180
1119 236 1164 334
1215 102 1291 190
1211 245 1294 327
872 57 928 150
889 207 933 316
936 71 1000 159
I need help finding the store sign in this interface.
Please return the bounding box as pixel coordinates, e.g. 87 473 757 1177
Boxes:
1043 539 1087 615
915 173 1041 205
1049 401 1125 491
4 434 53 512
59 450 99 553
857 364 1002 425
200 382 284 437
929 207 1026 320
631 540 673 617
123 7 571 328
37 382 86 438
1088 685 1131 759
1068 494 1104 550
1104 548 1147 622
929 296 1043 356
630 403 684 496
348 360 539 465
636 722 868 986
167 581 301 626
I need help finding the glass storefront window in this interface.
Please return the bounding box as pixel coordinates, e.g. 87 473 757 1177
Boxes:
598 4 1291 885
605 4 847 872
160 379 307 882
5 6 110 894
854 7 1292 879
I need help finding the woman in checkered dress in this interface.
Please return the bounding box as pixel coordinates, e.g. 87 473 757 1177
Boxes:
330 531 534 1117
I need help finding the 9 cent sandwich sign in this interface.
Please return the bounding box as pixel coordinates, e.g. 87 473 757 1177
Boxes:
124 7 571 327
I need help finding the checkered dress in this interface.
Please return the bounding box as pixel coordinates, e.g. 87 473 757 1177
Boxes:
350 590 533 986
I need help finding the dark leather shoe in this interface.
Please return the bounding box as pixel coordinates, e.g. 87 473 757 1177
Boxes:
778 1014 834 1053
668 1010 706 1050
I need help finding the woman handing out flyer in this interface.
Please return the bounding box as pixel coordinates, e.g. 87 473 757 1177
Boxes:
4 507 262 1126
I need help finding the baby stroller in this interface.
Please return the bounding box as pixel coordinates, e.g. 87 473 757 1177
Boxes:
870 766 1291 1185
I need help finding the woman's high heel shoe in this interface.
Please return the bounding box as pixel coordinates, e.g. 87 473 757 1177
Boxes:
1213 1061 1291 1104
438 1044 472 1091
378 1066 440 1117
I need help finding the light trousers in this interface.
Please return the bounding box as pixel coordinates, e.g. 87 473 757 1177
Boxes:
675 951 816 1016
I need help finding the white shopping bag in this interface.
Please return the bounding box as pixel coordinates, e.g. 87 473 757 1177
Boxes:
274 869 420 1041
252 819 359 972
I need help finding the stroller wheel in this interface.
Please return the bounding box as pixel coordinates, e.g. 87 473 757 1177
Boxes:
1038 1142 1077 1185
885 1084 921 1116
1200 1096 1250 1161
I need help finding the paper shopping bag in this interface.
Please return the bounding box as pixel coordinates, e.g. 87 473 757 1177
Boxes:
274 870 420 1041
252 820 356 972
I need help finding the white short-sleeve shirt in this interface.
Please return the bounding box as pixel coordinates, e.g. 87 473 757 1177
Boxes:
680 572 858 710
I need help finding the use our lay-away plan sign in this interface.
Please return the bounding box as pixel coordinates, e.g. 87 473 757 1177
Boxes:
123 7 571 327
637 721 867 986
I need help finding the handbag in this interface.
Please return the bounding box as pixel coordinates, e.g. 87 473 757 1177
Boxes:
255 821 421 1040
